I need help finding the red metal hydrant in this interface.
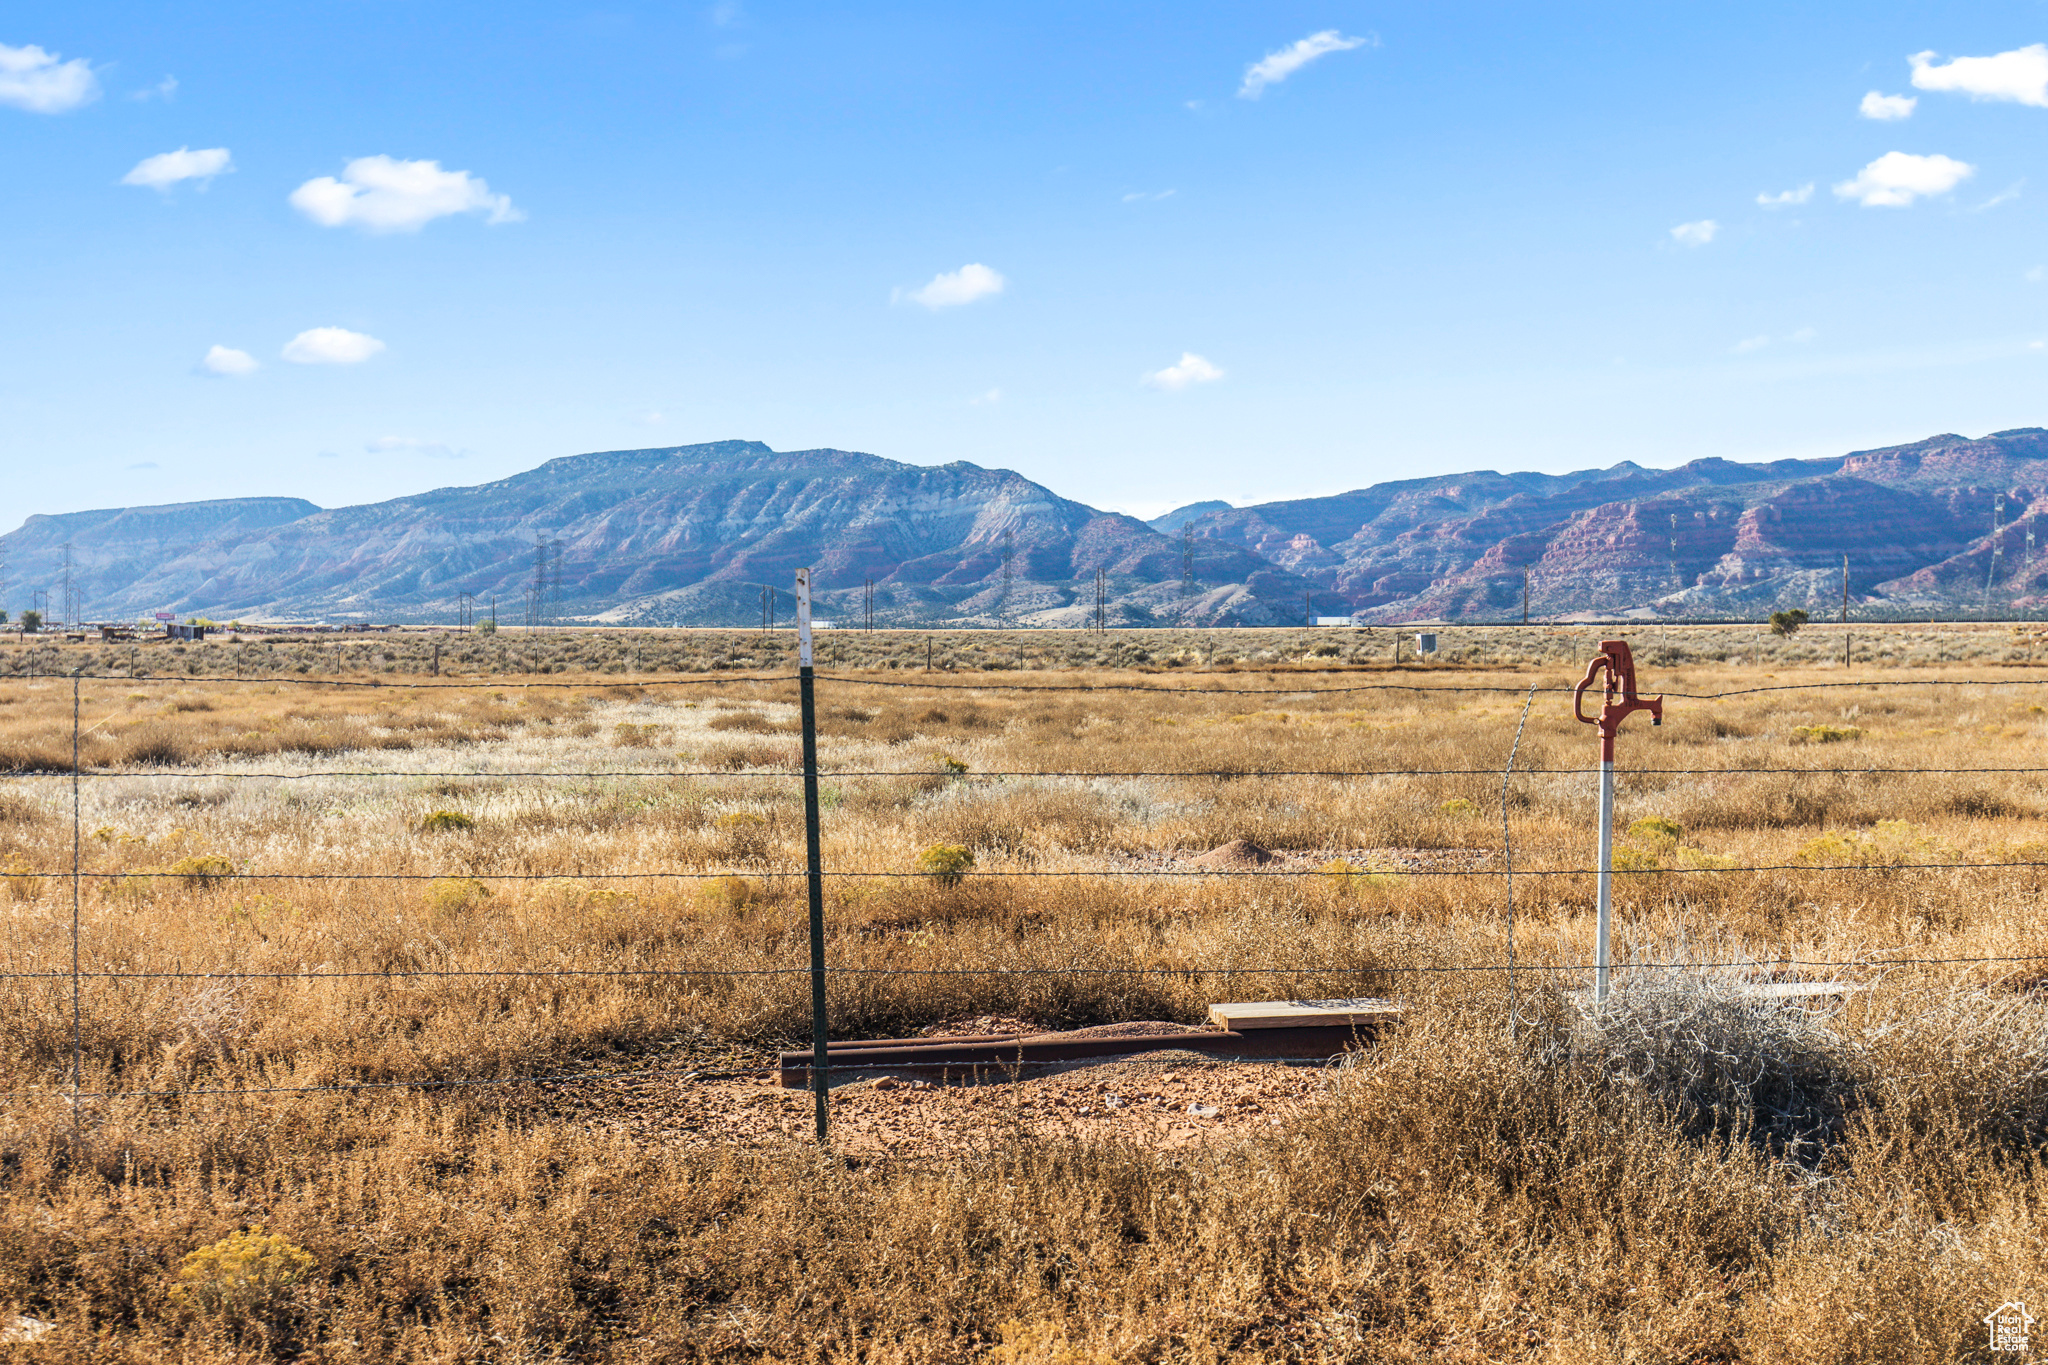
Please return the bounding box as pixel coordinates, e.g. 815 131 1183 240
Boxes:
1573 640 1663 1002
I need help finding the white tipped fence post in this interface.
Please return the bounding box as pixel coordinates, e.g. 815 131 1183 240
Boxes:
1595 756 1614 1000
1572 640 1662 1003
796 568 829 1144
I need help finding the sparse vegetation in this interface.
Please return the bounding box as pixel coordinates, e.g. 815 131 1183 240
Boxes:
1 633 2047 1358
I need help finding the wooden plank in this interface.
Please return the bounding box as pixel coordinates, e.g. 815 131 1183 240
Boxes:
1206 998 1403 1031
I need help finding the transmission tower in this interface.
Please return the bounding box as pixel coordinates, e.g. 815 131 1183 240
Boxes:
530 536 548 630
549 539 563 618
1000 528 1014 625
60 543 78 627
1986 495 2008 620
1180 524 1195 626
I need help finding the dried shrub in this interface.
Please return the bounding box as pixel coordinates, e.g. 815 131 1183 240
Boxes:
169 855 235 888
2 853 42 901
715 811 772 862
702 740 798 770
118 723 192 767
420 809 476 834
1795 820 1944 868
1576 965 1854 1153
424 877 491 915
708 711 790 735
700 874 759 917
1791 724 1862 744
174 1229 314 1317
917 843 974 885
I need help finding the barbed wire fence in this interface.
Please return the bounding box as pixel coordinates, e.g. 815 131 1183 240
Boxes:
4 660 2048 1146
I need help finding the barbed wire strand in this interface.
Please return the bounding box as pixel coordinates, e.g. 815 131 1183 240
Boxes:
0 952 2039 985
12 859 2048 881
13 667 2048 699
13 763 2048 781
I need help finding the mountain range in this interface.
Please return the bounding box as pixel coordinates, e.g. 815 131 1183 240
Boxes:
4 430 2044 627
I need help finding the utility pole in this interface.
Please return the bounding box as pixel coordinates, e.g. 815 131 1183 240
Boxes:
1522 569 1530 625
1095 567 1106 633
60 543 77 628
1840 553 1849 624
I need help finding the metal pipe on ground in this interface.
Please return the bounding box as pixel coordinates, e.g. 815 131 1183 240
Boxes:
777 1022 1396 1087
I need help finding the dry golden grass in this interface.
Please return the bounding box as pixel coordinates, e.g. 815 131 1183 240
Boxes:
3 628 2048 1359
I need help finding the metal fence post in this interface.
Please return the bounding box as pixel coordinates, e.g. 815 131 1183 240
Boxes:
796 568 829 1144
71 670 82 1154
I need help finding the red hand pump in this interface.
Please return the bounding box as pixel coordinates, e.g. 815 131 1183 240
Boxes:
1572 640 1663 1002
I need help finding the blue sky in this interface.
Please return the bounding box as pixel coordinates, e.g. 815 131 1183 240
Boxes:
6 3 2048 523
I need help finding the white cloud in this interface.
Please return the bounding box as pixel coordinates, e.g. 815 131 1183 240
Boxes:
899 262 1005 309
2028 265 2045 283
282 327 385 365
1143 353 1224 389
0 41 99 113
1975 181 2025 211
1859 90 1917 120
1755 184 1814 207
1670 219 1719 247
1910 45 2048 106
1238 30 1373 99
122 147 232 191
130 75 177 102
289 156 522 233
367 435 460 458
970 388 1002 405
1121 189 1176 202
1733 328 1817 354
1833 151 1975 207
201 345 259 377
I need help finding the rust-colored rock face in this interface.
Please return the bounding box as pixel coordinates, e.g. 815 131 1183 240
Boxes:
8 429 2046 625
1174 429 2048 619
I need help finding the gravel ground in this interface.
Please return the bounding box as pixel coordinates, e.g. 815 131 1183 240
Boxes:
517 1019 1342 1160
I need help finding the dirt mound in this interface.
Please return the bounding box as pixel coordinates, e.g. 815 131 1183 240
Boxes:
1190 838 1277 868
917 1015 1042 1039
1055 1021 1211 1040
